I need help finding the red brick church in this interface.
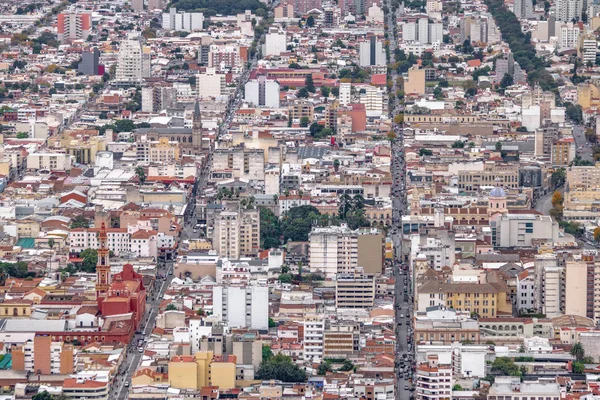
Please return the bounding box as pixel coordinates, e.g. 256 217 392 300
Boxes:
96 223 146 327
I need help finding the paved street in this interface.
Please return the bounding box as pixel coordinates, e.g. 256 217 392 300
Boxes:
384 2 414 399
572 125 594 163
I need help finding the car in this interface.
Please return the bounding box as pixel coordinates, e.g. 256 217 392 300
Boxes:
404 385 409 390
125 382 130 387
168 270 173 275
138 347 144 353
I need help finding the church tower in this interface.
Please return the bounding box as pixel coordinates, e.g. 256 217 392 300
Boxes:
95 222 111 299
191 100 203 152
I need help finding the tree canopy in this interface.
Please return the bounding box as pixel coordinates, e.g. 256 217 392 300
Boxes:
256 354 307 382
170 0 267 16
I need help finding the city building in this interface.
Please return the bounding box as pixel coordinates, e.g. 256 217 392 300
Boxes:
556 0 584 22
114 39 151 85
265 28 287 57
514 0 533 18
359 36 386 67
244 76 280 108
212 284 269 330
415 355 453 400
57 12 91 42
162 7 204 31
335 273 376 309
78 48 100 75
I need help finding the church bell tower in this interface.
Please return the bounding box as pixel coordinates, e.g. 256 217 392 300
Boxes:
95 222 111 298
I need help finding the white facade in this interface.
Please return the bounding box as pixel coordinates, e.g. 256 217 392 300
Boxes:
303 314 325 362
492 213 559 248
309 225 358 278
358 85 384 117
244 76 280 108
403 22 417 41
212 284 269 330
68 229 132 256
429 23 443 44
115 39 150 84
517 273 535 312
556 0 584 22
265 30 287 57
415 343 487 378
359 39 386 66
197 68 227 98
418 18 429 44
559 22 581 49
339 82 352 106
522 105 541 131
162 8 204 31
189 319 213 353
514 0 533 18
581 39 598 63
26 153 72 171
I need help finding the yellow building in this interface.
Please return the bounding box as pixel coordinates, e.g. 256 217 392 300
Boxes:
577 82 600 108
56 130 107 164
168 352 213 390
0 299 33 317
404 66 426 95
210 355 237 389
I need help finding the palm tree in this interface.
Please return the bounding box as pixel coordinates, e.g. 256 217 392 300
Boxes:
571 342 585 362
135 166 146 184
47 238 55 249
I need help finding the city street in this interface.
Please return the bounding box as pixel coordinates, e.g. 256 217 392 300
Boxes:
384 1 414 398
572 125 594 163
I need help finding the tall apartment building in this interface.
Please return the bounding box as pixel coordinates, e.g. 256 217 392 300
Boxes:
141 85 177 113
264 28 287 57
292 0 322 14
559 22 581 49
415 355 452 400
136 136 180 164
323 323 360 358
212 148 265 181
359 36 386 67
162 7 204 31
556 0 584 21
309 226 383 278
565 260 587 317
197 68 227 98
245 76 280 108
405 66 426 95
78 48 100 75
57 12 91 42
335 274 376 309
212 207 260 259
197 36 212 66
213 284 268 330
359 85 385 117
579 36 598 63
12 335 75 374
274 3 294 18
514 0 533 18
303 314 325 362
339 82 352 106
132 0 144 11
209 45 242 71
542 264 565 317
115 39 151 85
288 102 314 122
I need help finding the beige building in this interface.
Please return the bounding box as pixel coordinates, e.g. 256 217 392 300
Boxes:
565 261 587 318
323 323 360 358
335 274 375 309
26 153 73 171
288 101 314 122
212 148 265 180
137 136 180 164
404 66 426 95
213 208 260 259
458 162 519 192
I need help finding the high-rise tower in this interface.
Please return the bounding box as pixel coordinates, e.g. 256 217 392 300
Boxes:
192 100 203 150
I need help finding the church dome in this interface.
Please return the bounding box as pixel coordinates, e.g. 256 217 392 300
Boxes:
489 186 507 198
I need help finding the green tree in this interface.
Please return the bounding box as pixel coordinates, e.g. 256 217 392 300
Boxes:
321 86 331 97
551 168 566 187
452 384 463 391
262 344 274 361
419 148 433 156
48 238 55 249
573 361 585 373
268 317 277 328
300 116 310 127
495 141 503 152
452 140 465 148
297 87 310 98
279 273 293 283
256 354 308 382
79 249 98 273
281 205 321 242
33 392 53 400
565 102 583 124
135 166 146 184
317 361 333 375
500 73 514 88
16 132 28 139
260 208 281 249
114 119 136 133
571 342 585 362
338 359 354 371
166 304 177 311
305 74 315 93
70 215 90 229
491 357 521 376
306 15 315 27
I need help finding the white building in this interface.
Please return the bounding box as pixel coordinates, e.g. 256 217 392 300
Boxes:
115 39 151 84
303 314 325 362
162 7 204 31
244 76 280 108
429 22 443 44
264 29 287 57
212 284 269 330
197 68 227 98
517 272 535 312
581 38 598 63
358 85 385 117
415 343 487 378
415 355 453 400
278 195 311 215
309 225 358 278
542 265 564 317
556 0 584 22
359 37 386 66
491 213 559 248
488 377 560 400
559 22 581 49
514 0 533 18
339 82 352 106
522 105 541 131
26 153 73 171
